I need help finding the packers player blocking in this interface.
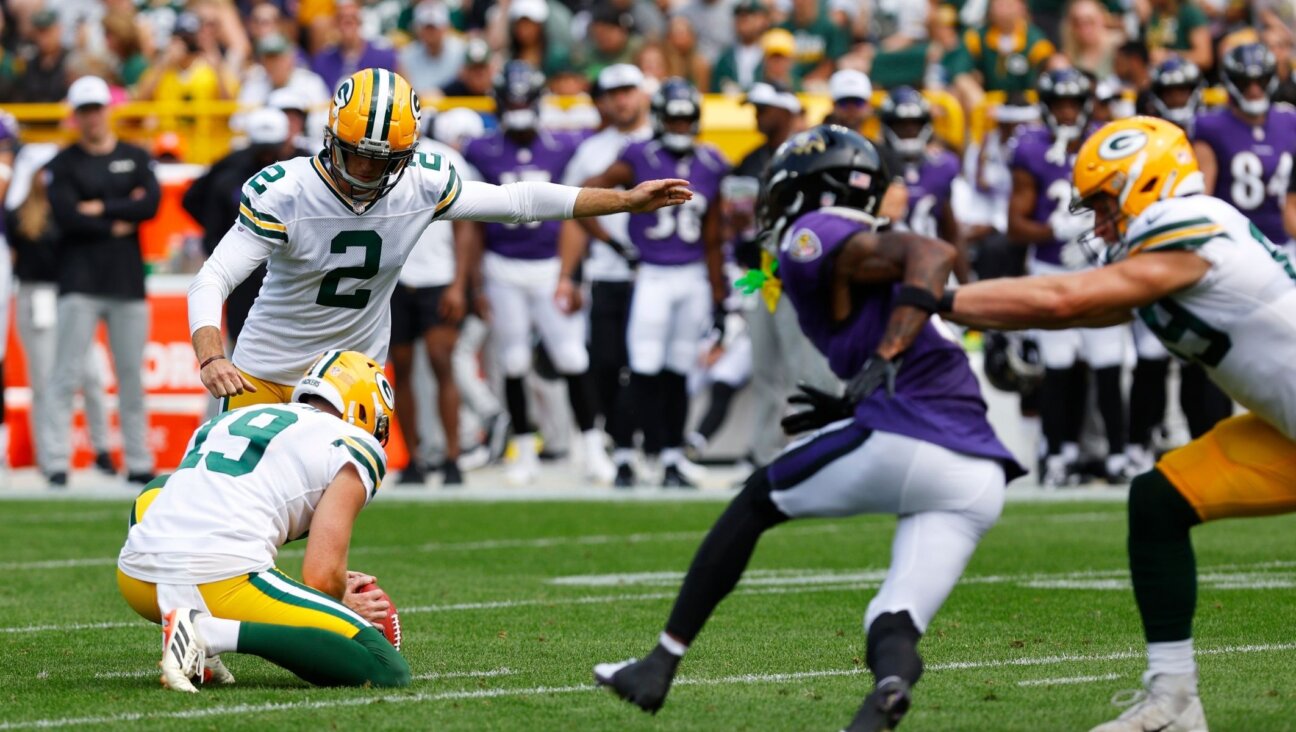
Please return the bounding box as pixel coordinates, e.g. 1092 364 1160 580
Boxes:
189 68 691 406
944 116 1296 732
118 350 407 692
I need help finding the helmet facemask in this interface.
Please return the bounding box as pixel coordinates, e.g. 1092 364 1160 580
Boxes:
325 128 416 207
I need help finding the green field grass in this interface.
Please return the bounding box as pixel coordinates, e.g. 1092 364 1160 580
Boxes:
3 496 1295 731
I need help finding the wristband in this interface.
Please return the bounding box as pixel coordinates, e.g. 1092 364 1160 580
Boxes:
938 289 956 313
894 285 940 314
200 354 228 369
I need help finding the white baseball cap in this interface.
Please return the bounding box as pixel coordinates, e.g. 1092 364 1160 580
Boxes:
67 75 112 109
433 107 485 147
414 2 450 27
829 70 872 103
745 82 802 114
597 63 644 93
509 0 549 23
267 87 310 113
245 108 290 145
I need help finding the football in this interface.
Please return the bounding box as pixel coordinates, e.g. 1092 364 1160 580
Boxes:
357 583 402 651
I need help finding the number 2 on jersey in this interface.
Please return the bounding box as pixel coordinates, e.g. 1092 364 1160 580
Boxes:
317 231 382 309
179 408 300 477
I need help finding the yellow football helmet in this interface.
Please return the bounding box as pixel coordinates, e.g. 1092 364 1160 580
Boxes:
1072 116 1204 260
291 350 395 445
325 68 421 207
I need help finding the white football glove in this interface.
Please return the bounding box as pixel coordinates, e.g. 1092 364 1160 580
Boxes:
1059 240 1091 270
1049 207 1095 245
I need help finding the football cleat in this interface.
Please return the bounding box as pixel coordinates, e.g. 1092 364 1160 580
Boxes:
583 434 617 485
1089 672 1208 732
398 461 427 485
159 608 207 693
1041 454 1081 489
843 676 912 732
506 434 540 486
94 451 116 476
614 463 637 489
661 464 697 489
442 460 464 486
594 645 681 714
201 655 236 685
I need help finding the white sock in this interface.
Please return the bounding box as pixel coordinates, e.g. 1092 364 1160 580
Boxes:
658 631 687 657
613 448 635 466
513 433 538 461
661 448 683 467
1147 639 1197 678
197 616 241 656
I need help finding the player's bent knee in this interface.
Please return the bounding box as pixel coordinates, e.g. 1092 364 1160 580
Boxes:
354 627 411 687
628 347 666 376
501 346 533 377
550 344 589 375
1128 469 1201 542
735 468 790 528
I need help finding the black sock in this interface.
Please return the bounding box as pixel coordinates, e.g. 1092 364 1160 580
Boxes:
1040 366 1079 454
1128 469 1201 642
1129 358 1168 447
696 382 737 442
1180 364 1232 438
504 377 530 434
664 470 789 643
633 371 665 456
866 611 924 687
660 370 688 450
565 372 598 432
1093 365 1127 454
609 368 636 449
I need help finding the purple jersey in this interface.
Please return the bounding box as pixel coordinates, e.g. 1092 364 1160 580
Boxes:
1010 125 1080 265
775 209 1024 480
622 140 730 266
464 130 584 260
900 149 960 238
1192 106 1296 244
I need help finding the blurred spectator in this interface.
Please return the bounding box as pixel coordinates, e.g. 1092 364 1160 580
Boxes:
1030 0 1124 46
580 7 642 81
190 0 252 73
43 76 159 487
863 0 936 89
399 3 464 100
12 9 69 102
245 2 288 48
268 86 324 152
636 42 670 84
947 0 1056 95
780 0 848 85
1141 0 1212 70
1063 0 1122 78
183 108 305 349
1265 22 1296 105
677 0 738 64
1115 40 1153 97
711 0 771 93
760 28 799 90
5 140 116 478
102 14 149 88
311 0 398 90
136 12 238 103
609 0 667 43
441 38 494 97
506 0 570 78
821 69 872 131
239 34 329 122
663 14 711 91
0 13 19 101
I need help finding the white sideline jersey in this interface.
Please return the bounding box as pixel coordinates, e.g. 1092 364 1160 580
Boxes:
118 403 386 584
562 123 652 282
1126 194 1296 438
230 153 462 383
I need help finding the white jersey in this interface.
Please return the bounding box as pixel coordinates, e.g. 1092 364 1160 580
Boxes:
118 403 386 584
562 123 653 282
231 152 461 383
1126 194 1296 438
400 139 481 288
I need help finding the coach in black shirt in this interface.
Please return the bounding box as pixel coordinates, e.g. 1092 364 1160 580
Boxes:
42 76 160 487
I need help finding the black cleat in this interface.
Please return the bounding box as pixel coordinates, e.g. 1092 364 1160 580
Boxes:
442 460 464 486
614 463 636 489
398 462 427 485
126 472 155 487
661 464 696 489
46 472 68 488
594 645 680 714
843 676 912 732
93 451 116 475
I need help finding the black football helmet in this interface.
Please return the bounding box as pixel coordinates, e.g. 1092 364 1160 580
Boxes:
651 77 702 154
757 125 891 242
879 86 933 161
982 332 1043 395
1150 56 1202 129
493 60 545 133
1036 68 1093 139
1221 42 1278 117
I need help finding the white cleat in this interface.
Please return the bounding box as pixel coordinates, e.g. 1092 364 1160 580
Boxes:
506 434 540 486
202 655 236 685
159 608 206 693
583 435 618 485
1090 672 1208 732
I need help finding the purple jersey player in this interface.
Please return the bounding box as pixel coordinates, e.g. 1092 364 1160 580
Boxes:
879 87 961 246
1193 43 1296 246
595 126 1022 732
583 78 729 488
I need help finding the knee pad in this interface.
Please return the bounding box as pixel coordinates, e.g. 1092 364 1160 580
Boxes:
500 344 533 378
551 342 590 375
629 341 666 376
1128 469 1200 542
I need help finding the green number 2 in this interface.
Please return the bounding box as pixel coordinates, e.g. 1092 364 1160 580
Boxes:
248 164 287 194
179 408 299 477
316 230 382 309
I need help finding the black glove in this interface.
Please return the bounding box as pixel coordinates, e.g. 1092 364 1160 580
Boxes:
606 238 641 269
844 354 901 403
710 305 727 341
781 383 853 435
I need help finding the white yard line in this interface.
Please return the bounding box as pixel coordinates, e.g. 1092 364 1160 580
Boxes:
1017 673 1122 687
1 622 138 635
93 670 160 679
2 644 1294 730
412 667 516 681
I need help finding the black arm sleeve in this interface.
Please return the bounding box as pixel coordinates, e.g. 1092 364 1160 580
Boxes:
45 155 113 237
